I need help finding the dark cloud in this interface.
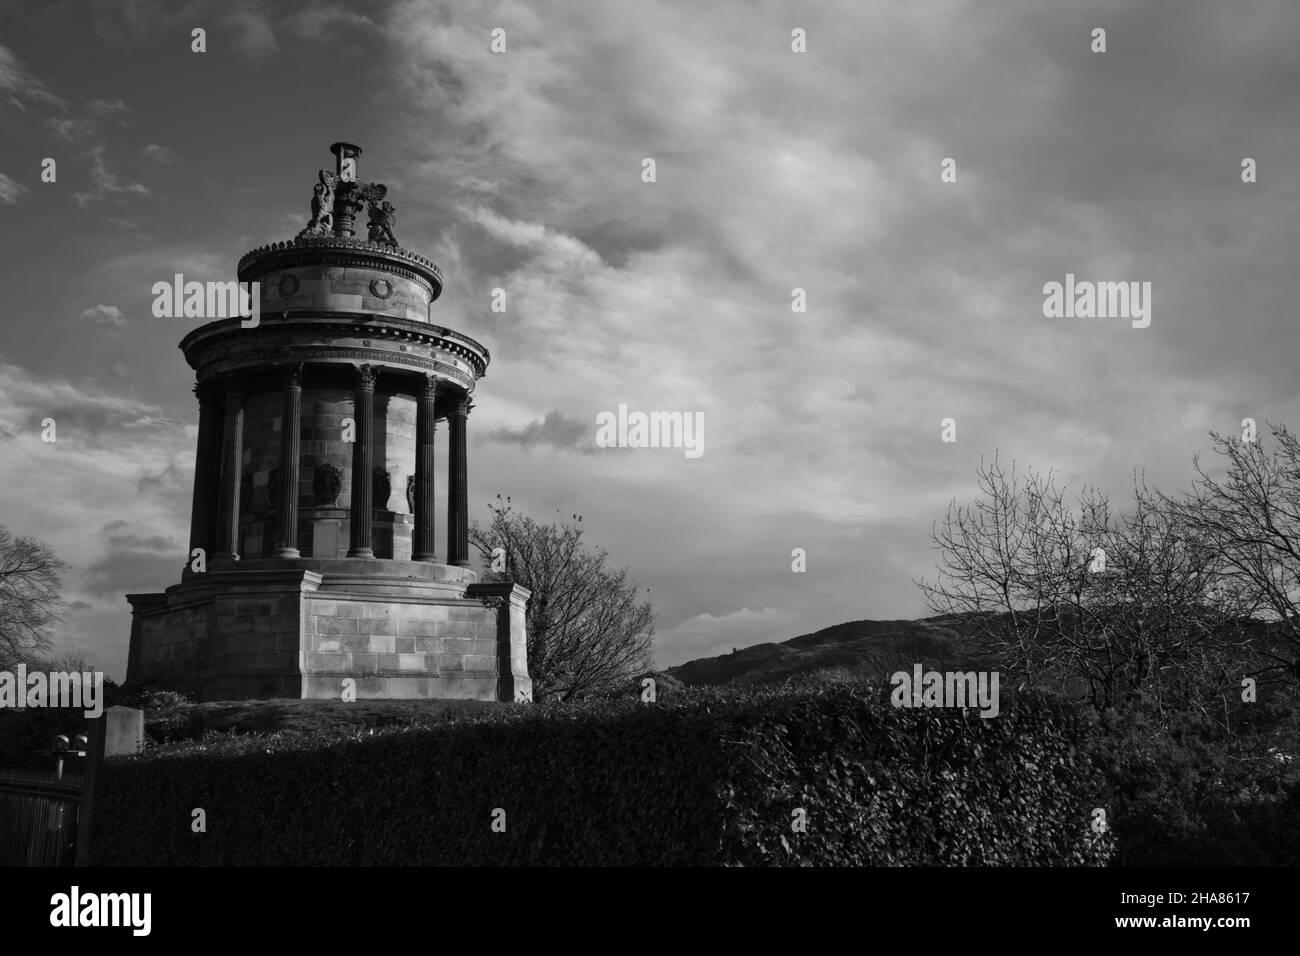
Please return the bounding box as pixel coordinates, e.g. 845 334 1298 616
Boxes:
82 521 183 598
483 409 598 455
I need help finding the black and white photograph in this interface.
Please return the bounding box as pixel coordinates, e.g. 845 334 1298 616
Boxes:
0 0 1295 937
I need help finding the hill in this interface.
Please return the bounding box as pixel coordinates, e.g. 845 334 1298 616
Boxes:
664 615 999 687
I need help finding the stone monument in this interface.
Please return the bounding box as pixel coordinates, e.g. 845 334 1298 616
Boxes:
125 143 532 703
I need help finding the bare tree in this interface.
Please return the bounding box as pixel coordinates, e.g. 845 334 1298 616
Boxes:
470 496 654 701
1170 423 1300 688
0 527 65 669
917 456 1247 714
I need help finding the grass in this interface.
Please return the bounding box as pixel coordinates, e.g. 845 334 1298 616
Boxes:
145 696 514 748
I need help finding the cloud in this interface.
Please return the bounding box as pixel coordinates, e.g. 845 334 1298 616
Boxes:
82 521 184 599
141 144 179 165
44 97 131 143
6 0 1300 683
72 146 150 206
47 116 96 141
483 409 597 454
0 43 66 110
86 97 130 117
0 356 193 677
653 608 802 667
283 4 377 39
223 9 279 58
0 355 185 449
0 171 27 204
135 458 187 493
79 304 127 327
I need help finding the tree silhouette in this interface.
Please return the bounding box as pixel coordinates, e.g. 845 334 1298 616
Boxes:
0 527 65 669
470 495 654 701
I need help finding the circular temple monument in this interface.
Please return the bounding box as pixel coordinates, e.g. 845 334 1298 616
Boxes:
126 143 532 703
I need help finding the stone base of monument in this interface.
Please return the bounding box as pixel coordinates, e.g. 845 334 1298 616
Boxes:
125 562 532 703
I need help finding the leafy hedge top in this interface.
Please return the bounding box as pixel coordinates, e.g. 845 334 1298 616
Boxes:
91 679 1114 866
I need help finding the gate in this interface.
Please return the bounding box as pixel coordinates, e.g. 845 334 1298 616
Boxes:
0 768 82 867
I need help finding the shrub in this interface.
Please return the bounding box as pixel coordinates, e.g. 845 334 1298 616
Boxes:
1084 696 1300 865
90 681 1112 866
142 689 198 745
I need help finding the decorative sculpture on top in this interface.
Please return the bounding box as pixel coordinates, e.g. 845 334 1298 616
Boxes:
299 169 336 237
332 179 368 237
367 199 398 246
296 144 398 245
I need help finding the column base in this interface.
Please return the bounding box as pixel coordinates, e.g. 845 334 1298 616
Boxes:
347 548 375 559
412 552 438 562
272 547 301 559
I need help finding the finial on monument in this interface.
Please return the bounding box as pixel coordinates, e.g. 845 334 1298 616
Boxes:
299 144 360 238
330 142 362 181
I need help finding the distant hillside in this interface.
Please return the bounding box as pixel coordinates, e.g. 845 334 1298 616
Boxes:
664 615 1000 687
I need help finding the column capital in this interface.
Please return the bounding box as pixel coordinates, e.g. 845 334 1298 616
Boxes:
354 364 378 390
192 380 222 406
418 372 439 399
449 390 474 417
282 362 305 387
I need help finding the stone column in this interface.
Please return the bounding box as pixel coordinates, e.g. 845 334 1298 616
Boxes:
347 365 377 558
214 379 245 561
446 391 472 567
272 364 304 558
412 374 438 561
185 380 223 571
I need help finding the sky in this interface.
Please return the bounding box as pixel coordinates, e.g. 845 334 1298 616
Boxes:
0 0 1298 681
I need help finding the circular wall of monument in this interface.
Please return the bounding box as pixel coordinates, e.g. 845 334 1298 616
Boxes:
235 382 418 560
257 263 433 324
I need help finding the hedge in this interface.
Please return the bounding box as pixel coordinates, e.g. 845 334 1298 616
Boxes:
89 681 1114 866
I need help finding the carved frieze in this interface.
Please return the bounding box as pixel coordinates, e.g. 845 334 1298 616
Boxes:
198 354 476 394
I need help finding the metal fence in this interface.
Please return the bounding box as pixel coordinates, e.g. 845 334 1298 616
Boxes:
0 768 83 867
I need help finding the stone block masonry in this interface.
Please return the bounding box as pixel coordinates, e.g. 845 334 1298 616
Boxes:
127 565 531 702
